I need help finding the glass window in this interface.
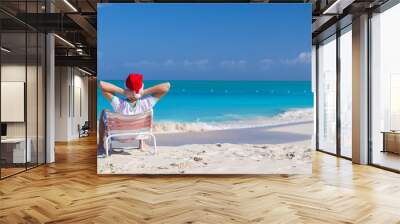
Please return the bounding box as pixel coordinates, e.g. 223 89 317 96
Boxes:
0 1 46 179
1 31 28 178
318 35 337 154
339 26 352 158
370 3 400 171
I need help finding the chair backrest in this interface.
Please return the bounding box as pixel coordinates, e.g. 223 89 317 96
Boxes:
81 121 90 130
105 110 153 135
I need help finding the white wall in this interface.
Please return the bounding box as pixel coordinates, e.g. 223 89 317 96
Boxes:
1 65 36 138
55 66 69 141
1 65 26 140
71 72 89 138
1 63 46 164
54 67 89 141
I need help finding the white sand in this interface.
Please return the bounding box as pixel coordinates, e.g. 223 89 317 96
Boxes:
267 122 314 135
97 122 313 174
97 140 312 174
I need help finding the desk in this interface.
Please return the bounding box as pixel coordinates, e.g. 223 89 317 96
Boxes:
382 131 400 154
1 138 31 163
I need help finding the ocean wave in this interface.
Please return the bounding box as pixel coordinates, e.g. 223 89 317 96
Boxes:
153 108 313 133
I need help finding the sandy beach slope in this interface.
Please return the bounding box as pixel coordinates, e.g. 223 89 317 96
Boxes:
97 122 313 174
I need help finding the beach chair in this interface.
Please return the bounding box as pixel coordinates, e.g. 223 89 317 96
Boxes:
102 110 157 157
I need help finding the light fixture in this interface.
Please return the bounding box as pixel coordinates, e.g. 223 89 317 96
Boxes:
322 0 355 15
63 0 78 12
1 47 11 53
78 67 93 76
76 48 85 56
323 0 341 14
54 34 75 48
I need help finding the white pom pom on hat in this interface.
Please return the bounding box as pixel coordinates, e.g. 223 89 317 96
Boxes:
134 86 144 99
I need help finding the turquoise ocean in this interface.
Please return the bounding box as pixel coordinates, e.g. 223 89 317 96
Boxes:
97 80 313 130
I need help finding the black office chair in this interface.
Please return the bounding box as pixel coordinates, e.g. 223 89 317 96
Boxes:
78 121 90 138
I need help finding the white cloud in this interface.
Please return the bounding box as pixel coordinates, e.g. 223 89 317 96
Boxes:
163 59 175 66
298 52 311 63
136 60 157 66
125 60 157 68
281 52 311 65
259 58 273 70
220 60 247 69
183 59 209 69
125 59 209 70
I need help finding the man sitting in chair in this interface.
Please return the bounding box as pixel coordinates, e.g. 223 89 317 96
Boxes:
99 73 170 150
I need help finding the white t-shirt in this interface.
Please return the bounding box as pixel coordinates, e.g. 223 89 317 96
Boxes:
110 95 158 115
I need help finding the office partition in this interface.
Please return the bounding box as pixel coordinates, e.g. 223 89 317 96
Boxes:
0 1 47 179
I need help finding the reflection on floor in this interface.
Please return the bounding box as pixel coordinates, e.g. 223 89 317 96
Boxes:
0 167 25 178
0 163 42 178
373 151 400 171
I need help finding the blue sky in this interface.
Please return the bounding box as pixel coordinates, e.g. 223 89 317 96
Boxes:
98 3 311 80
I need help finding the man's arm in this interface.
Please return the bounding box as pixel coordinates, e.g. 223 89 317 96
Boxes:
142 82 171 100
98 81 125 101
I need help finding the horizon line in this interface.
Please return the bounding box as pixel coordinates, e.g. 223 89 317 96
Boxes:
98 79 312 81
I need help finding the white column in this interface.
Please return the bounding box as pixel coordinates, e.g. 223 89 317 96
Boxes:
46 32 55 163
45 0 56 163
352 14 369 164
312 45 317 148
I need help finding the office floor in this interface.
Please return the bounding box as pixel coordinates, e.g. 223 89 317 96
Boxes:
0 167 25 177
372 150 400 171
1 163 44 179
0 136 400 223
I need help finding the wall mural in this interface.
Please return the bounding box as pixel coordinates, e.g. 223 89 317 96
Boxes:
97 3 313 174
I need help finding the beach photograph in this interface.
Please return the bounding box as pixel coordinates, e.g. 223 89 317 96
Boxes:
97 3 313 174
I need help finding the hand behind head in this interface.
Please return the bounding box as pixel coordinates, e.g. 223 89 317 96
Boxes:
124 89 136 101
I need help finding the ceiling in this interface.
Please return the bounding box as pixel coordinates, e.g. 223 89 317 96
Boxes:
0 0 390 75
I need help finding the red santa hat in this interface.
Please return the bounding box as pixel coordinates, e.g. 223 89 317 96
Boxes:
125 73 144 99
